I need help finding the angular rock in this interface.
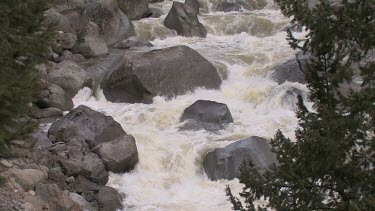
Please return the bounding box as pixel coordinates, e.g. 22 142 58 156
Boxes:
112 36 153 49
33 130 53 149
58 148 109 185
164 2 207 38
96 135 138 173
203 136 277 180
47 60 89 97
117 0 149 20
216 0 267 12
36 82 74 111
95 186 123 211
48 105 126 147
72 22 108 58
180 100 233 131
10 169 46 191
102 45 222 103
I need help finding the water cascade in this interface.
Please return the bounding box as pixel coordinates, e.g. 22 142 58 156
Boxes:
73 0 309 210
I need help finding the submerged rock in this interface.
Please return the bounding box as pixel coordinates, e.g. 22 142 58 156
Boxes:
203 136 277 180
102 45 222 103
112 36 153 49
164 1 207 38
216 0 268 12
179 100 233 131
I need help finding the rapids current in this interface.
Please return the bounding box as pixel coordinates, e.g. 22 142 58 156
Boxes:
73 0 309 210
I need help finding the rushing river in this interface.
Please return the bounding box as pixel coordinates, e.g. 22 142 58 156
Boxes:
73 0 309 210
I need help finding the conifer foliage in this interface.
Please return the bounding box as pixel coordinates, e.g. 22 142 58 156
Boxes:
227 0 375 210
0 0 51 153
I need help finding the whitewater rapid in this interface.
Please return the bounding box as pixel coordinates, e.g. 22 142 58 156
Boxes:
73 0 308 210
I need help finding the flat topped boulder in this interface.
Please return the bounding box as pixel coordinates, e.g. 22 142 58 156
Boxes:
48 105 126 148
203 136 278 180
102 45 222 103
179 100 233 131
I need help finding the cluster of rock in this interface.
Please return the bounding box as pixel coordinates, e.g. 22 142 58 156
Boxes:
1 105 138 210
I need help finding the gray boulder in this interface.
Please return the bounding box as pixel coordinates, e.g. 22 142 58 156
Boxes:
117 0 149 20
58 148 109 185
95 186 123 211
83 0 136 45
216 0 268 12
185 0 201 14
48 105 126 148
44 10 75 34
180 100 233 131
102 45 221 103
32 129 54 149
72 22 109 58
112 36 153 49
60 50 86 63
270 54 309 85
36 82 74 111
70 193 96 211
95 135 138 173
55 32 77 50
164 1 207 38
203 136 277 180
10 168 46 191
47 60 89 97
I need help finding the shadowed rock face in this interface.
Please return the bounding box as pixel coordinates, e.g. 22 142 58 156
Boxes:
102 45 222 103
203 136 278 180
164 1 207 38
179 100 233 131
117 0 149 20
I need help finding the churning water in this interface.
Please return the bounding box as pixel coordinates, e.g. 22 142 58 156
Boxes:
73 0 309 210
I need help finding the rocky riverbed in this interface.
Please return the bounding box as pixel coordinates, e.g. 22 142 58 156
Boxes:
0 0 316 210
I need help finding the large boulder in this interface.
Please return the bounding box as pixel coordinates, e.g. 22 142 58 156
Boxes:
83 0 136 45
48 105 126 148
47 60 90 97
102 45 222 103
117 0 149 20
36 82 74 111
95 135 138 173
43 10 75 34
164 1 207 38
72 22 109 58
203 136 278 180
179 100 233 131
216 0 268 12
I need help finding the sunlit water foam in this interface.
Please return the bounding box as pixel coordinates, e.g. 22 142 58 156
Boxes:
72 2 308 210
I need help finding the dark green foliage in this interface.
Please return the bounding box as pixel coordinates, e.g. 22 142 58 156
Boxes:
0 0 52 154
227 0 375 210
